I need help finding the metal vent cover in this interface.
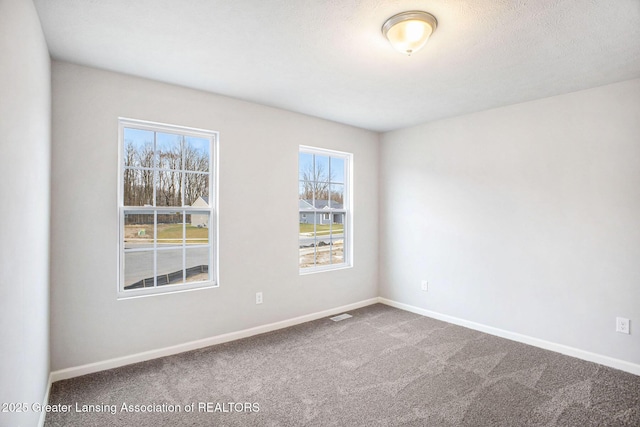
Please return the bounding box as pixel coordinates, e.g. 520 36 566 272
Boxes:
330 313 353 322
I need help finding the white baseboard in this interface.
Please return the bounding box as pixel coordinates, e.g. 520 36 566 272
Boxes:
379 297 640 377
46 296 638 391
38 373 53 427
50 298 379 382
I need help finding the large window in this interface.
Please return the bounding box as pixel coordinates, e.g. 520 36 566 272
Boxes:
299 146 352 272
118 118 217 297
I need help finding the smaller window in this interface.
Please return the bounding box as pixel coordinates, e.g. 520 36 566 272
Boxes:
298 146 352 273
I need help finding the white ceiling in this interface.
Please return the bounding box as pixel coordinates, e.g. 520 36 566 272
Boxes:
34 0 640 132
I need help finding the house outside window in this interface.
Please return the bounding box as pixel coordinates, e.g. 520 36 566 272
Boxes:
118 118 217 297
299 146 352 272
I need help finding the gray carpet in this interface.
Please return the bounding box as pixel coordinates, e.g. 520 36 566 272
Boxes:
45 304 640 426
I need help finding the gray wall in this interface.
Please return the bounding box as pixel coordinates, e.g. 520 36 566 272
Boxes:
380 79 640 364
50 62 379 370
0 0 51 425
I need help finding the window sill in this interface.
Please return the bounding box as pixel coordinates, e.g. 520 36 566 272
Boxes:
299 264 352 275
117 281 218 300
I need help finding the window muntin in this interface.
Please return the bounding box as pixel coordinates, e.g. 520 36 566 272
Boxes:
299 146 351 272
119 118 217 297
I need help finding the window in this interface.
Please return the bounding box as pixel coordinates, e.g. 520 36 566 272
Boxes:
299 146 351 272
118 118 217 297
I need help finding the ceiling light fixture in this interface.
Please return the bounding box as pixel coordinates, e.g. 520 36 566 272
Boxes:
382 11 437 56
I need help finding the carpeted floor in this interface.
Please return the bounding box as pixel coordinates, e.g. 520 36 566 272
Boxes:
45 304 640 426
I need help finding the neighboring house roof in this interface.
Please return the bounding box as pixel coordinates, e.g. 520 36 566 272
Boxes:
191 195 209 206
301 199 343 210
299 199 314 210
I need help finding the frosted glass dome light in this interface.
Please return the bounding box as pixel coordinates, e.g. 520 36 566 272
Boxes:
382 11 437 56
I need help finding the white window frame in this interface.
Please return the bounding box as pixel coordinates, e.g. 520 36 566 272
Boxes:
299 145 353 274
117 118 218 298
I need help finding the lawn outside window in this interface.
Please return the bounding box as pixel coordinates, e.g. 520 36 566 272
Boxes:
299 145 352 273
118 118 218 298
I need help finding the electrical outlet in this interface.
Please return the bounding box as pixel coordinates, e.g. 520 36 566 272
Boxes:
421 280 428 292
616 317 630 334
256 292 263 304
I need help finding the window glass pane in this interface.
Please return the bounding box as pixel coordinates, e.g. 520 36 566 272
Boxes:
314 155 330 201
299 152 313 180
184 173 209 206
157 211 184 246
312 184 329 207
315 217 332 240
156 169 182 206
184 136 210 172
330 212 345 265
315 155 329 182
123 128 154 168
314 199 329 210
186 247 209 283
299 240 315 269
311 212 332 268
314 236 331 267
299 208 316 268
330 238 344 264
157 132 182 170
299 181 313 209
124 251 154 290
330 184 344 209
157 248 185 286
124 211 154 249
330 212 345 235
330 157 345 184
186 214 209 244
299 209 315 240
123 168 154 206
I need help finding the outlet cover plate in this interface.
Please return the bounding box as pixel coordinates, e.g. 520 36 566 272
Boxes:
616 317 630 334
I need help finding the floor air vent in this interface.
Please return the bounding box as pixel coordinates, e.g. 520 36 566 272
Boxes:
330 313 353 322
